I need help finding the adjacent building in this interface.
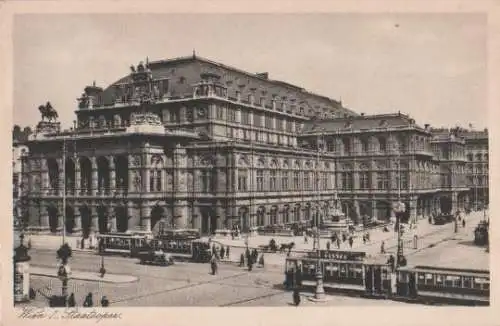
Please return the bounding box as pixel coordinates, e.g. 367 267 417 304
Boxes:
17 55 487 236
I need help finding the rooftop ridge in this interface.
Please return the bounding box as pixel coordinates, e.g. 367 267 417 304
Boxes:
148 55 351 111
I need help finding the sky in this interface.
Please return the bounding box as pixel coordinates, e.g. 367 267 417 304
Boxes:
13 13 487 130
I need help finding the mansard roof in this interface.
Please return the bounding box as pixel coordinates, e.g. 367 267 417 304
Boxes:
301 112 427 134
95 55 357 118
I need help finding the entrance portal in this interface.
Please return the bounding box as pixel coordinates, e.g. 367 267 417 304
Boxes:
200 207 216 235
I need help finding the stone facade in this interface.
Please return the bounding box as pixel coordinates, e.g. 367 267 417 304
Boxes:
18 55 485 236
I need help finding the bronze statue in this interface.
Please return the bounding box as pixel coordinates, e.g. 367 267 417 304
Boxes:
38 101 58 122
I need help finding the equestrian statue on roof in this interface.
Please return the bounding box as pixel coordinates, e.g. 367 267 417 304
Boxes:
38 101 59 122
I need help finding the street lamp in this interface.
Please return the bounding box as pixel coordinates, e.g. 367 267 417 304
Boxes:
393 201 406 267
310 130 327 302
56 242 72 304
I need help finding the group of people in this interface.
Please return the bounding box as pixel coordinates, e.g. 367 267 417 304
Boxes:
239 247 265 271
326 231 357 250
66 292 109 307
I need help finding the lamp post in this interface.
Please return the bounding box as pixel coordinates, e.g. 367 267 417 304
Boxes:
394 142 406 267
310 131 327 302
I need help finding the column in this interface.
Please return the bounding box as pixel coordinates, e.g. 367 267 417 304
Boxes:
58 158 64 196
75 161 81 195
109 157 116 193
90 206 99 233
216 204 225 230
91 157 98 196
451 192 458 213
372 199 377 221
57 208 64 232
141 204 151 232
41 159 49 195
409 197 418 224
127 201 136 231
73 207 82 234
106 206 116 232
40 205 50 231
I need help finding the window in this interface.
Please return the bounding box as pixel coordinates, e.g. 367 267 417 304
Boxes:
360 138 369 153
322 172 328 190
304 172 310 190
265 114 273 129
241 109 250 125
341 172 353 190
150 169 162 191
379 137 387 152
327 141 336 152
359 172 370 189
257 210 265 226
270 170 277 191
256 170 264 191
400 172 408 189
282 171 289 190
270 208 278 225
343 138 351 155
237 169 248 191
200 169 215 192
294 172 300 190
228 108 236 122
216 106 224 120
254 113 262 127
293 207 300 222
377 172 389 190
286 120 293 132
283 208 290 224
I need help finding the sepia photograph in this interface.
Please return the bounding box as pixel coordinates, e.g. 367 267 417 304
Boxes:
2 1 499 325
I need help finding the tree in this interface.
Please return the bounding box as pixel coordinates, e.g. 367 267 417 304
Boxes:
57 243 72 265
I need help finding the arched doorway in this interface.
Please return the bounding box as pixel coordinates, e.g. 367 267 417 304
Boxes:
359 201 372 226
65 159 76 194
47 205 58 233
79 157 92 195
440 196 452 215
97 206 108 234
65 206 75 234
150 205 165 231
47 159 59 193
79 206 91 238
97 157 110 194
115 205 128 233
114 156 129 193
239 207 249 232
256 206 266 226
200 206 216 235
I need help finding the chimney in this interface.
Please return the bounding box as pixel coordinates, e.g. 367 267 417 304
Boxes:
256 72 269 80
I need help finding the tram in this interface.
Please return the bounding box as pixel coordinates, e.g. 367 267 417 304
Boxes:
285 256 490 305
396 266 490 305
96 232 149 257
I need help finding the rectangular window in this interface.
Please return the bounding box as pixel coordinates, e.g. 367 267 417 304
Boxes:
377 172 389 190
359 172 370 189
241 109 250 125
254 113 262 127
304 173 310 190
282 171 289 190
270 170 277 191
256 170 264 191
294 172 300 190
216 106 224 120
228 108 236 122
322 172 328 190
286 120 292 132
237 169 248 191
265 114 273 129
400 172 408 189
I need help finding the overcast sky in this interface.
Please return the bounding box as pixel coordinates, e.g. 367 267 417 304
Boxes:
13 13 487 130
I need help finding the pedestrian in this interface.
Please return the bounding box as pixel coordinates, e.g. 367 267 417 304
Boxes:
428 216 432 224
100 296 109 307
387 255 395 272
81 237 85 249
366 232 370 242
342 233 347 242
248 260 253 271
220 246 225 260
226 246 230 259
380 241 385 254
210 256 218 275
239 253 245 267
67 293 76 307
326 241 331 251
259 254 265 267
362 234 366 244
293 288 301 306
304 234 308 244
83 292 93 307
349 236 353 248
462 219 466 228
245 248 251 266
336 238 341 249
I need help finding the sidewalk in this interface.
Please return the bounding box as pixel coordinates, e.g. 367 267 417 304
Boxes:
30 266 138 284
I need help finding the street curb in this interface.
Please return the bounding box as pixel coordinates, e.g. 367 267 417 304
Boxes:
31 271 139 284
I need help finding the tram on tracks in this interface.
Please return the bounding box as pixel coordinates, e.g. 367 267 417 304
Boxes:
96 229 211 262
396 266 490 305
285 253 490 305
97 232 150 257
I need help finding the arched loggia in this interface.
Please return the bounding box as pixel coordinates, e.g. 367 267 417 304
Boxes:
79 157 92 195
97 157 110 194
47 159 59 193
65 158 76 194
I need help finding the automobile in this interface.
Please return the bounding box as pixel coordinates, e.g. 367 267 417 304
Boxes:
138 249 174 266
434 214 454 225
